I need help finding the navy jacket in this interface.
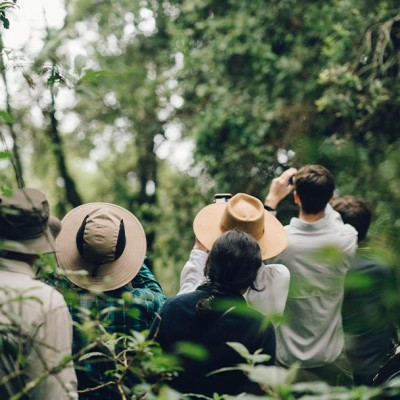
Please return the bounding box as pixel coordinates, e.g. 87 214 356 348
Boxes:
149 285 276 396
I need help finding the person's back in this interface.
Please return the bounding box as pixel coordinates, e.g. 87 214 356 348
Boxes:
331 195 397 385
275 209 356 367
0 260 76 399
49 258 165 399
154 288 275 396
0 188 77 399
150 231 276 397
264 165 357 385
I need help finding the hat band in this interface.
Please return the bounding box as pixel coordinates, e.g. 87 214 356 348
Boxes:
1 220 48 240
220 222 264 241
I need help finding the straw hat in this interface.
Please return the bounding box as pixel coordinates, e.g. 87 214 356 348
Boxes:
193 193 287 260
56 202 146 291
0 188 59 255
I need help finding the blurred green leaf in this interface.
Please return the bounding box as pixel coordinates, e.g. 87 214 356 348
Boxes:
0 111 15 123
175 341 209 361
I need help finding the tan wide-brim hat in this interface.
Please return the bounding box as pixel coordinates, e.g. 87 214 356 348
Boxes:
194 193 287 260
1 229 57 255
0 188 59 255
56 202 147 292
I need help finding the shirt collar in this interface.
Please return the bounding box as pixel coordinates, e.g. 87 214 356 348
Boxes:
290 214 330 230
0 257 36 278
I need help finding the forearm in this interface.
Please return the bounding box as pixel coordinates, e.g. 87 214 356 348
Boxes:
264 167 297 210
178 249 208 295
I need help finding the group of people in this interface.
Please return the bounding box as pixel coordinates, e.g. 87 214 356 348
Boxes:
0 164 397 399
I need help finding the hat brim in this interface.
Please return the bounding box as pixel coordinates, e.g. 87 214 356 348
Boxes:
193 203 288 260
56 202 146 292
1 227 56 254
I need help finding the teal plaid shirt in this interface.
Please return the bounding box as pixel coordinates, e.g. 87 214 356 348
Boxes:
47 258 166 399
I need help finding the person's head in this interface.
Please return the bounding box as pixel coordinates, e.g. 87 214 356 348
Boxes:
294 165 335 214
0 188 59 260
193 193 287 260
204 230 262 293
56 202 147 291
331 195 371 242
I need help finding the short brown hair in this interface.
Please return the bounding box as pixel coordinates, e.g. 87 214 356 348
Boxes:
295 165 335 214
330 195 371 241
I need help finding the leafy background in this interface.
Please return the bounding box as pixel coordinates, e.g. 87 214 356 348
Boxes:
1 0 400 296
2 1 400 398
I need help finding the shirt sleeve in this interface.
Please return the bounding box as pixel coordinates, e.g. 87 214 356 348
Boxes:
178 249 208 295
325 203 344 223
244 263 290 321
132 261 165 295
27 291 78 400
129 263 167 330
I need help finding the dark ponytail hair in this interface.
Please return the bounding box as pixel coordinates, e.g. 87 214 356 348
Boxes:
196 230 262 315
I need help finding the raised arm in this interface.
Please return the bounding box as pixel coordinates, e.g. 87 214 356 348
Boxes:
178 238 208 295
264 167 297 210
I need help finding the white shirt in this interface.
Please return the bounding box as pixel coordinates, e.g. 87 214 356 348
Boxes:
179 249 290 319
0 257 78 400
273 208 357 367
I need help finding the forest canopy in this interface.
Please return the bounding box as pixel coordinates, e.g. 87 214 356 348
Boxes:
1 0 400 294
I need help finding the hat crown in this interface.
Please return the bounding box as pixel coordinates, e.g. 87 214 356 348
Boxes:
57 202 147 291
193 192 288 259
220 193 264 239
0 188 58 254
0 188 49 240
80 209 123 264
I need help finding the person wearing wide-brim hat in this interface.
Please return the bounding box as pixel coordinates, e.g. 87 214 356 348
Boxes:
54 202 166 399
178 192 290 319
0 188 77 400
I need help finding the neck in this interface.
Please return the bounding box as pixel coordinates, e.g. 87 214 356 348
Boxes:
299 209 325 223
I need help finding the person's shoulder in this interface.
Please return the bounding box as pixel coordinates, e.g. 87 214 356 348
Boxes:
337 222 358 236
168 290 204 304
284 218 298 230
323 215 357 238
355 251 392 273
28 280 69 311
159 291 203 314
259 263 290 279
111 283 166 304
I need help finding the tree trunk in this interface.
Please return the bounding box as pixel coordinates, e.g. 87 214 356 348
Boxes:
0 34 24 188
135 116 158 255
43 65 83 214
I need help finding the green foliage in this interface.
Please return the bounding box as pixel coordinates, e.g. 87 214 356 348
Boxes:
0 259 178 399
0 150 11 159
2 0 400 396
1 0 397 293
0 1 17 29
0 256 400 399
169 0 400 262
195 342 400 399
154 163 209 294
0 111 14 124
174 341 209 362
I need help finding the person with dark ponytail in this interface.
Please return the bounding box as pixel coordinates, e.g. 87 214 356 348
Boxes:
149 230 276 397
